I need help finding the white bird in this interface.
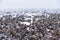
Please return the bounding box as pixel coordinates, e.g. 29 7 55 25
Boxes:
20 22 30 26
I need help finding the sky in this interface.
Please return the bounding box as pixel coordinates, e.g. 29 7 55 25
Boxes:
0 0 60 10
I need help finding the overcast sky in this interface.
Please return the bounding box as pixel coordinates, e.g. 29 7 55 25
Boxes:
0 0 60 10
